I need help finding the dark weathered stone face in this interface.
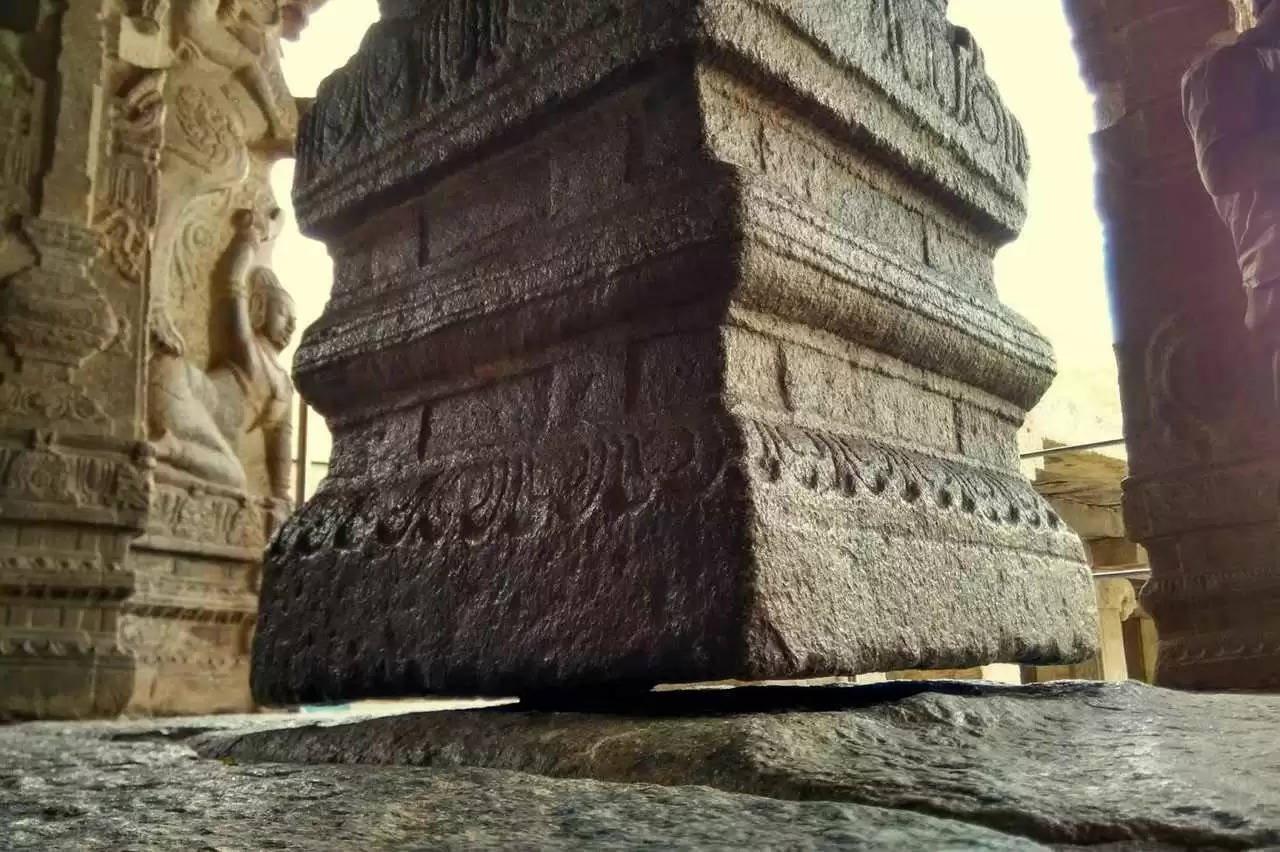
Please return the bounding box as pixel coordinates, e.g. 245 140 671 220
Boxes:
252 0 1097 703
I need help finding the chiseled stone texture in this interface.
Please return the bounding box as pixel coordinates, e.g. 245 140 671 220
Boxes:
0 715 1038 851
254 0 1097 702
204 682 1280 849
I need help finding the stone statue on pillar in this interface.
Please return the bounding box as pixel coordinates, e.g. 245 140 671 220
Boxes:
150 207 296 502
1184 0 1280 400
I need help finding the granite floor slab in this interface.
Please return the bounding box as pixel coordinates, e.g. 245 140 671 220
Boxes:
0 710 1031 851
197 681 1280 849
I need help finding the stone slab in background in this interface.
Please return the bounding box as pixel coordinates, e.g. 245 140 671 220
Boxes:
200 681 1280 849
0 714 1040 851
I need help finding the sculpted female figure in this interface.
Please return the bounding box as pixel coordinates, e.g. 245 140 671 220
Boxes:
150 209 296 501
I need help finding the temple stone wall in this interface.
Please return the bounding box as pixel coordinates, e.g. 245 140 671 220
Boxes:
0 0 312 718
1065 0 1280 689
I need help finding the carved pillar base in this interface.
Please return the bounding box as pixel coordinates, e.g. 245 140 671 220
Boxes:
252 0 1098 702
1 620 254 720
0 520 134 719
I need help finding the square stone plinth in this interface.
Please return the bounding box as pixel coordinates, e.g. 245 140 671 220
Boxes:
251 0 1097 702
254 402 1093 699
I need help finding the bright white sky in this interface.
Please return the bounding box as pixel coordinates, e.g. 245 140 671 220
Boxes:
273 0 1123 470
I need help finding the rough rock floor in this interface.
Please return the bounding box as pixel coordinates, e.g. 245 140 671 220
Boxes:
3 681 1278 850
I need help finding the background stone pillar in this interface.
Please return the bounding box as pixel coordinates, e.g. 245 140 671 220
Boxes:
1065 0 1280 689
0 0 311 718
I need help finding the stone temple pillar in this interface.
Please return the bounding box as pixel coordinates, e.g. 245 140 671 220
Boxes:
0 0 312 718
1066 0 1280 690
253 0 1099 702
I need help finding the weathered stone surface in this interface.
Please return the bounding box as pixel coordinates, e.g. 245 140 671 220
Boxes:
0 0 310 717
204 682 1280 849
255 0 1097 702
0 713 1039 850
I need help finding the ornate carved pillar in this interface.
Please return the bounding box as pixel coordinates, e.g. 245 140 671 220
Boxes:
252 0 1098 703
0 0 310 718
1065 0 1280 688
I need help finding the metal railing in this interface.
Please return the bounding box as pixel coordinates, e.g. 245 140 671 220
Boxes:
1020 438 1126 460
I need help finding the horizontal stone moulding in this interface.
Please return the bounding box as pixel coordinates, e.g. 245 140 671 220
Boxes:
252 411 1096 702
295 0 1028 239
294 162 1054 417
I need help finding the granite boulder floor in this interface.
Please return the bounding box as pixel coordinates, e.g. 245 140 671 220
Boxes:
5 681 1279 849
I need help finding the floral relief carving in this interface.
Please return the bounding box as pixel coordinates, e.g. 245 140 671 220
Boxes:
118 614 243 670
0 443 150 511
0 384 110 425
147 477 279 550
747 420 1061 531
271 417 732 561
268 416 1066 569
171 84 243 173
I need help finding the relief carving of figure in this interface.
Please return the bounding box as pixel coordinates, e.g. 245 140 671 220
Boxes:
0 28 28 93
150 208 295 501
139 0 301 357
170 0 293 146
1183 0 1280 398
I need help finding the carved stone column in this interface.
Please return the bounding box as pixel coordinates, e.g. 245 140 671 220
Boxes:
253 0 1098 703
1094 576 1137 681
0 0 308 718
1065 0 1280 689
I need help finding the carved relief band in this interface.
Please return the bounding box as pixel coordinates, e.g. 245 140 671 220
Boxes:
258 411 1086 698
